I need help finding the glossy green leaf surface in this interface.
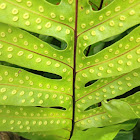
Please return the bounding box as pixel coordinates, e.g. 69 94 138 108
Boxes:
75 91 140 129
114 131 133 140
71 120 136 140
0 0 140 139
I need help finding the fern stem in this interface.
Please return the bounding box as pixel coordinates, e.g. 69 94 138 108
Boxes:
98 0 104 10
70 0 78 139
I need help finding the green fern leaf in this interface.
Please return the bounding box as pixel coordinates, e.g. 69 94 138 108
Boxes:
0 0 139 139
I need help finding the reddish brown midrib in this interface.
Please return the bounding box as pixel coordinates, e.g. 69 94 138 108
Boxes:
70 0 78 139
